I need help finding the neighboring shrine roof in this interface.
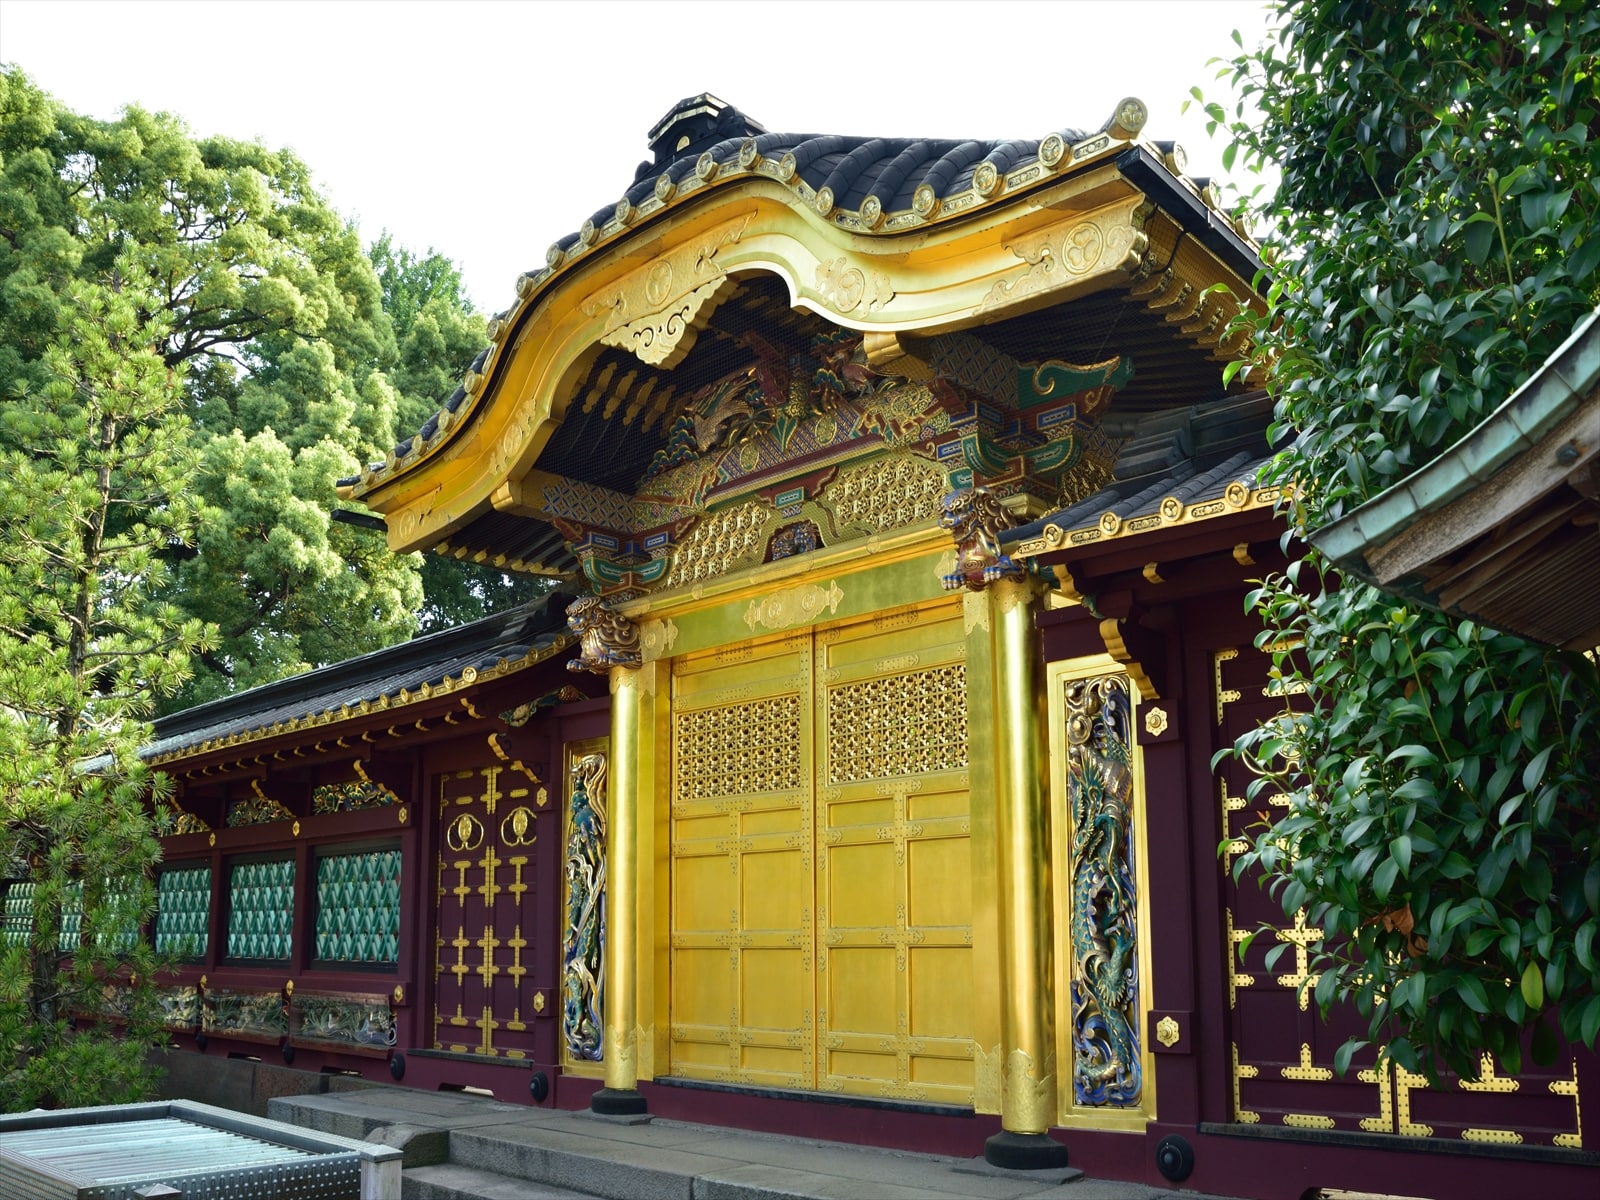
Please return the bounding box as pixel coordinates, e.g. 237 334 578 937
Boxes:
1310 307 1600 649
344 93 1259 503
1005 390 1282 558
145 591 578 765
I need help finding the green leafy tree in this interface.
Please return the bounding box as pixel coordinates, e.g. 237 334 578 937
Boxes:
0 67 432 708
0 266 210 1109
367 233 544 633
1202 1 1600 1078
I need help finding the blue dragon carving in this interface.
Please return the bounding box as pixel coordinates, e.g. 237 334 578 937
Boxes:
1067 675 1142 1106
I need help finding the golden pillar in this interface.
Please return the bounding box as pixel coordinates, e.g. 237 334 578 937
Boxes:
986 574 1068 1168
565 595 650 1113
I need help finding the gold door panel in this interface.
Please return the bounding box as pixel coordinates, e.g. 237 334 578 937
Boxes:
670 634 814 1089
817 606 973 1104
669 604 973 1104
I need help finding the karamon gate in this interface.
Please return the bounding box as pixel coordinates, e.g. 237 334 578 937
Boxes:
66 95 1594 1199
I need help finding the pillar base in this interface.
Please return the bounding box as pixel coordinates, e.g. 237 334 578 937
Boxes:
983 1131 1068 1170
590 1087 648 1116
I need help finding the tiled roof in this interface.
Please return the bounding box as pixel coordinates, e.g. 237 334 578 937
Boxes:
1006 391 1282 556
352 93 1237 482
146 591 580 764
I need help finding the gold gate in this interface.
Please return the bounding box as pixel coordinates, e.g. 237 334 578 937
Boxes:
668 603 974 1103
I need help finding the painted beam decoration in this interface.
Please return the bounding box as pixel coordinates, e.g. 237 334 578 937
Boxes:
563 752 607 1061
1065 673 1142 1107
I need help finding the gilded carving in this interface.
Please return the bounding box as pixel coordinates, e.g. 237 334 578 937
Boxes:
814 256 894 315
638 617 679 663
939 487 1021 591
820 454 948 537
1001 1046 1058 1128
579 216 750 367
563 752 607 1061
566 596 642 674
676 695 802 799
445 813 485 853
226 781 293 828
743 580 844 633
1065 673 1142 1107
827 664 967 784
293 993 397 1049
599 276 732 368
979 203 1149 315
203 988 288 1041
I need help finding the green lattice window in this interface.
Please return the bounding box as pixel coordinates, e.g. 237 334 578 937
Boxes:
1 879 138 954
226 857 295 961
314 849 400 966
1 882 33 949
155 864 212 959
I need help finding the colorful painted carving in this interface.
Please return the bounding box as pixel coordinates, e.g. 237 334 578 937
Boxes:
1065 673 1142 1107
203 987 288 1041
563 752 607 1061
311 780 395 814
566 596 641 673
938 486 1022 591
293 993 397 1048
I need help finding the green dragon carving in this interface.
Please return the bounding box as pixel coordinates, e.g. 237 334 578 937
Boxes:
1066 674 1142 1106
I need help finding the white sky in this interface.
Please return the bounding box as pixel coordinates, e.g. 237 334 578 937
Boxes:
0 0 1271 313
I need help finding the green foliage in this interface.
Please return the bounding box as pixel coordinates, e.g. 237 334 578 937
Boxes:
0 266 207 1109
2 67 541 711
367 234 545 632
1203 1 1600 1077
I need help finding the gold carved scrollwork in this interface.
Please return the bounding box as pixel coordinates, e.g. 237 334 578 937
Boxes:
743 580 844 633
814 255 894 315
599 277 731 367
979 200 1149 315
580 216 750 368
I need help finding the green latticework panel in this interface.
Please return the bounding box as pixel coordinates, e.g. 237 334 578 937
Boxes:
58 881 83 953
315 849 400 964
226 858 295 961
1 882 33 948
2 879 138 954
156 865 212 959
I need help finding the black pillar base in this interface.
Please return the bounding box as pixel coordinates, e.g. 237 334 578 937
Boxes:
590 1087 648 1116
984 1131 1069 1170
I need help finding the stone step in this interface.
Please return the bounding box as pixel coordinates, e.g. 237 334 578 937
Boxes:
404 1162 599 1200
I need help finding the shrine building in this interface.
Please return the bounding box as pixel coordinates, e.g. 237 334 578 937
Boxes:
51 95 1594 1197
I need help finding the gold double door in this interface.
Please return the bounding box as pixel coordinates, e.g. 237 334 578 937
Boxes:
668 602 975 1104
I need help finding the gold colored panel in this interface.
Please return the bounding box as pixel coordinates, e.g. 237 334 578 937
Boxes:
910 947 972 1038
742 808 800 837
675 815 727 842
827 948 898 1034
827 796 896 827
673 947 734 1015
913 1055 976 1088
742 850 805 931
909 789 968 822
742 948 807 1028
909 838 971 929
674 854 735 931
827 843 899 928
